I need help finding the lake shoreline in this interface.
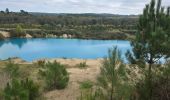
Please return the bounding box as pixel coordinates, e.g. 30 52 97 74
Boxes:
0 37 131 41
0 29 135 40
2 57 104 65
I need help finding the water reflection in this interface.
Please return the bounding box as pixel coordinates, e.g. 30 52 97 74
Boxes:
0 38 28 48
0 38 131 61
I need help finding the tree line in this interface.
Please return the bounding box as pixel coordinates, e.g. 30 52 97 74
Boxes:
0 8 138 30
0 9 138 40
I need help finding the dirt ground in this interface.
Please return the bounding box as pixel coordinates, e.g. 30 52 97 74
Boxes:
0 58 142 100
41 59 102 100
0 58 103 100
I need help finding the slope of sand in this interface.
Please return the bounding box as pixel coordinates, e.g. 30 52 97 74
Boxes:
0 31 10 38
38 59 140 100
6 58 103 100
39 58 102 100
0 58 141 100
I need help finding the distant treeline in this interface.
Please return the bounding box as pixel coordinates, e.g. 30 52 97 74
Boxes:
0 9 138 40
0 9 138 30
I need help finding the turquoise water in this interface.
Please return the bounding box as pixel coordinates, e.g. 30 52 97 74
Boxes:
0 38 131 61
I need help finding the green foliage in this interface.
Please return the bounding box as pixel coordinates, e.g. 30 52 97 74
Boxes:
79 80 93 90
151 62 170 100
16 25 23 33
134 62 170 100
126 0 170 99
11 24 26 37
134 76 150 100
0 8 138 40
0 9 137 29
98 47 133 100
4 61 20 79
42 24 56 30
77 88 105 100
39 61 69 90
1 61 41 100
126 0 170 64
76 62 88 69
20 10 29 15
0 90 3 100
3 78 39 100
37 60 45 67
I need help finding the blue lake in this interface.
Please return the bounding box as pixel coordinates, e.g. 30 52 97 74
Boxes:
0 38 131 62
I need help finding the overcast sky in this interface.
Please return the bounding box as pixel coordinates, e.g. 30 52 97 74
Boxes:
0 0 170 15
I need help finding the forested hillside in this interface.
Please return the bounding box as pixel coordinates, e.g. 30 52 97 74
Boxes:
0 9 138 40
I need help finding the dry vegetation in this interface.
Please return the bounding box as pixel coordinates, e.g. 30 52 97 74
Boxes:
0 58 103 100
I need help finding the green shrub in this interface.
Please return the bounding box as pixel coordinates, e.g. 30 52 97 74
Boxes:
37 60 45 67
39 61 69 90
3 78 40 100
0 90 3 100
4 61 20 79
76 62 88 69
9 25 26 37
77 88 105 100
134 62 170 100
15 25 25 37
79 80 93 90
97 47 133 100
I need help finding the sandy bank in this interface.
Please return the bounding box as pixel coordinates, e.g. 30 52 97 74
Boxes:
5 57 103 65
0 57 141 100
0 31 10 38
1 57 103 100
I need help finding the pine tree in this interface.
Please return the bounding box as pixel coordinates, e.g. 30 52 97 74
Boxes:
126 0 170 99
98 47 132 100
5 8 9 14
3 78 39 100
39 61 69 90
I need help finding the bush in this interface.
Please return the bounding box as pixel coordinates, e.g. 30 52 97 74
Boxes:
76 62 88 69
37 60 45 67
3 78 40 100
0 90 3 100
9 25 26 37
79 80 93 90
4 61 20 79
77 88 105 100
15 25 25 37
134 62 170 100
39 61 69 90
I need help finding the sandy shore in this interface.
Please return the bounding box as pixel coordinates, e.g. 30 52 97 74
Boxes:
5 57 103 65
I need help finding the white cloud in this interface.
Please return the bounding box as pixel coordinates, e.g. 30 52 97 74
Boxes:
0 0 169 14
